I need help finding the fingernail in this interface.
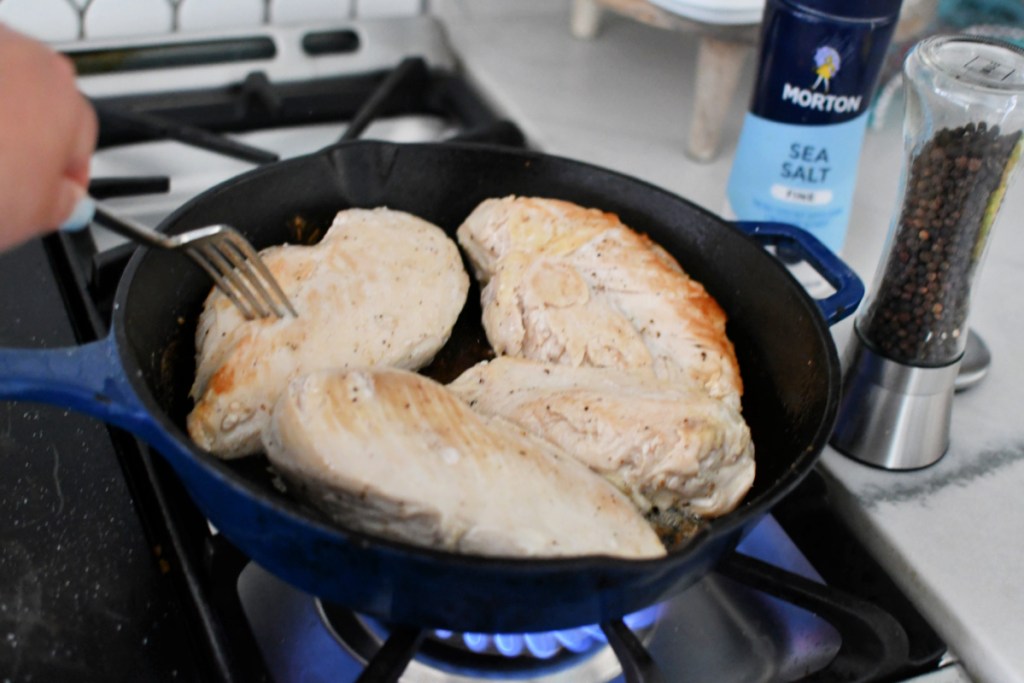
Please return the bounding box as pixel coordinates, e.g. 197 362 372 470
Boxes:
59 192 95 232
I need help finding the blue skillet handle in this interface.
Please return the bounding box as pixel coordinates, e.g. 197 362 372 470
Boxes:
0 333 155 437
734 221 864 326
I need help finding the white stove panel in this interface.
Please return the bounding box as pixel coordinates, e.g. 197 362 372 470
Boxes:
0 0 425 43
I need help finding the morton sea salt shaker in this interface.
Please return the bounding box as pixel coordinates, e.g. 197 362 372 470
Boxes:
724 0 903 254
831 35 1024 470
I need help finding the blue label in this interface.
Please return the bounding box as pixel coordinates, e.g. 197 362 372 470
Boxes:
749 1 898 126
725 112 869 253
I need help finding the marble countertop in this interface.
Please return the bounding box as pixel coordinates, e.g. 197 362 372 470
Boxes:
436 2 1024 681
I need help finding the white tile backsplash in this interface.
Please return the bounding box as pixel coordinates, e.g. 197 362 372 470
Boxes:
354 0 423 18
0 0 79 42
272 0 354 25
85 0 173 39
178 0 266 32
0 0 423 44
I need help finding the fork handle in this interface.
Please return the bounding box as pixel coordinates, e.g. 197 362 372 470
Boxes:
61 195 172 250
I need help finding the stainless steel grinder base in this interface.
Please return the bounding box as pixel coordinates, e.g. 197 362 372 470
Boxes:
830 330 961 470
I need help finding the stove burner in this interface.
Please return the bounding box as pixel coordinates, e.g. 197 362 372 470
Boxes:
317 601 663 680
431 604 661 660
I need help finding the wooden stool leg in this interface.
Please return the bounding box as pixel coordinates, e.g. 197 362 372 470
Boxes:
571 0 603 39
686 35 751 163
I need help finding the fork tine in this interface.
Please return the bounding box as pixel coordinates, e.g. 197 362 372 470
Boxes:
202 239 275 319
87 199 296 320
186 244 265 320
200 241 274 318
216 232 296 321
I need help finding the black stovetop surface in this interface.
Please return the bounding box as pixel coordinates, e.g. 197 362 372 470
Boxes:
0 239 202 681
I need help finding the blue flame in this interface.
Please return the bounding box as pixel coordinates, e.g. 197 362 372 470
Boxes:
463 632 490 653
433 603 662 659
494 634 525 656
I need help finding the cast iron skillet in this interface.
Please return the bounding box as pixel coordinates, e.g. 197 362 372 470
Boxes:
0 142 862 633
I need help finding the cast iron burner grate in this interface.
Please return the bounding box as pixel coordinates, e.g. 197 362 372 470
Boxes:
307 540 941 683
44 54 948 683
318 604 667 683
317 605 662 679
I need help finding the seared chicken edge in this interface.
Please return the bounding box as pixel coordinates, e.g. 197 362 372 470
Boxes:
450 357 755 519
456 196 743 409
261 367 666 559
188 207 469 459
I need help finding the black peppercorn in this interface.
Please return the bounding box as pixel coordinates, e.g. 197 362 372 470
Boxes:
859 123 1022 365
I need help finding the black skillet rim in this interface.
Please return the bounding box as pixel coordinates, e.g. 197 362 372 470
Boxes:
109 140 842 573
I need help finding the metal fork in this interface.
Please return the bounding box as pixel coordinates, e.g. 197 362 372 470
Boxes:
62 197 297 320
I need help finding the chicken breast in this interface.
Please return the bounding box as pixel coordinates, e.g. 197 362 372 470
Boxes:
262 368 666 559
449 357 754 518
456 196 742 409
188 207 469 459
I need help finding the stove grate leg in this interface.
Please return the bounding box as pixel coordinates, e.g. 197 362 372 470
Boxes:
601 618 667 683
355 625 426 683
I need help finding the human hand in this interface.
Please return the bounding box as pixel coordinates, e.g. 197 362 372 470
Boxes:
0 23 97 251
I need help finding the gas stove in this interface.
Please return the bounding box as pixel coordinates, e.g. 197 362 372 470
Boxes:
0 15 948 683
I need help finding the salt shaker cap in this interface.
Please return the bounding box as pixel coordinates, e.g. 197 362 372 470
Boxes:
772 0 903 21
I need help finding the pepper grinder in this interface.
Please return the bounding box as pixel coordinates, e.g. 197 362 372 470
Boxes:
831 35 1024 470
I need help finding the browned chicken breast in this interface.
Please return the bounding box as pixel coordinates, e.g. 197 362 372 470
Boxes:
456 196 742 409
449 357 754 518
262 367 666 559
188 207 469 459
